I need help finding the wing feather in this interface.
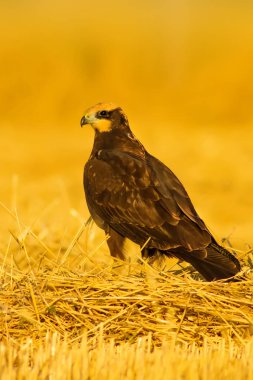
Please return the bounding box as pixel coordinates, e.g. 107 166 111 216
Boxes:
84 149 211 251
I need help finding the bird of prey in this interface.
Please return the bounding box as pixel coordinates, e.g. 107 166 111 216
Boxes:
81 102 241 281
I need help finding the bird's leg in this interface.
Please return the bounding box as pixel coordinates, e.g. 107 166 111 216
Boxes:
106 228 126 260
142 247 157 259
141 247 161 266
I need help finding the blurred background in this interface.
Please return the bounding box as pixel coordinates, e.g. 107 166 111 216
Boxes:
0 0 252 260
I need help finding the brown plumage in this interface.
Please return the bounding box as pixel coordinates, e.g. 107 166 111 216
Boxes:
81 103 241 281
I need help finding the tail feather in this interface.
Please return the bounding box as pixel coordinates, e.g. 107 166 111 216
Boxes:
170 242 241 281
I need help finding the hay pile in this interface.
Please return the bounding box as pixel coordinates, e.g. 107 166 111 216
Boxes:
0 219 253 379
0 252 252 347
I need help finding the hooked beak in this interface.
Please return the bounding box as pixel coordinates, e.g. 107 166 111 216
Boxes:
80 113 97 127
80 115 88 127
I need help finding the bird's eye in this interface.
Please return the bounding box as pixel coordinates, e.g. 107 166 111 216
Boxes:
99 110 109 118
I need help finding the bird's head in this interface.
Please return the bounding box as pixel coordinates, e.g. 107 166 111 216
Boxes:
80 103 129 133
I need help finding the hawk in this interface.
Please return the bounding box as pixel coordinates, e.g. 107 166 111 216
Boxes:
81 102 241 281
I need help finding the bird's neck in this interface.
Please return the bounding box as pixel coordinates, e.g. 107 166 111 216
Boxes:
90 128 145 158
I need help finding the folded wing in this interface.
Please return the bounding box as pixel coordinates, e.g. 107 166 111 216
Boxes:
84 149 211 251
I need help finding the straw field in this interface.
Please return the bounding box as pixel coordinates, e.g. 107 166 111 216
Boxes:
1 1 253 379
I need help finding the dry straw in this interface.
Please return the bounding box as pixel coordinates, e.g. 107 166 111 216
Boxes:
1 332 253 380
0 205 253 379
0 245 252 347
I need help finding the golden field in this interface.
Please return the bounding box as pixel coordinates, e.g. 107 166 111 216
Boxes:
0 1 253 379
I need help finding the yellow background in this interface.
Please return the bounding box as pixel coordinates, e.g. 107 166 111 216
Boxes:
1 1 252 254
